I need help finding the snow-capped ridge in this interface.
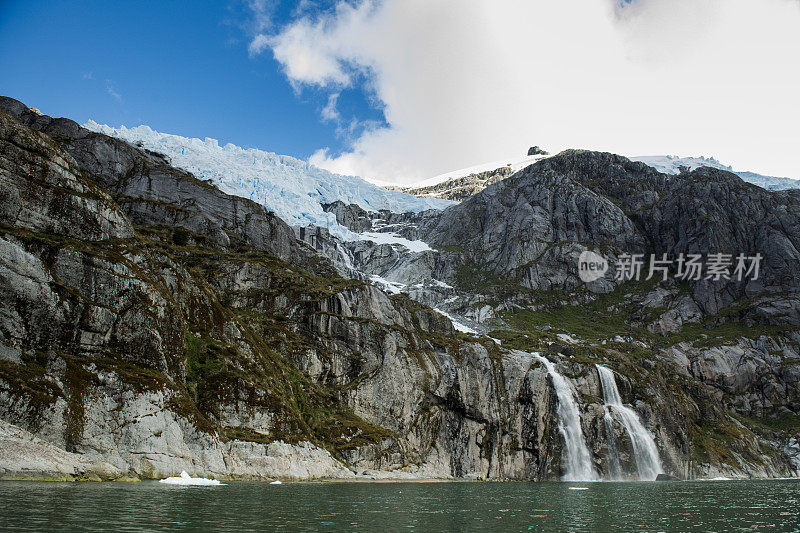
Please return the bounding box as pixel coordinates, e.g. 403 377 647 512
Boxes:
407 154 551 189
409 151 799 192
84 121 455 240
632 155 800 191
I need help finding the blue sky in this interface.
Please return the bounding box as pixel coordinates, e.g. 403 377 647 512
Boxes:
0 0 375 159
2 1 799 181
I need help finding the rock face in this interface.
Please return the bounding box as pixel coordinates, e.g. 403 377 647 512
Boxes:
0 419 120 481
322 201 373 233
0 99 566 481
0 97 798 481
390 166 514 202
528 146 549 156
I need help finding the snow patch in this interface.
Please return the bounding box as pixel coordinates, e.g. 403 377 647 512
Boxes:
357 232 432 252
407 154 551 188
632 155 800 191
557 333 580 345
431 279 453 289
433 308 478 334
368 275 406 295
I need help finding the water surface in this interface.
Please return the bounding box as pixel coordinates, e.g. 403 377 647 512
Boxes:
1 479 798 532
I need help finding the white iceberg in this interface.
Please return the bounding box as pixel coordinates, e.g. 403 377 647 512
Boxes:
158 470 224 486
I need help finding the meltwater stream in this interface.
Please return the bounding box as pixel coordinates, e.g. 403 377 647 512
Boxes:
534 354 597 481
596 364 662 480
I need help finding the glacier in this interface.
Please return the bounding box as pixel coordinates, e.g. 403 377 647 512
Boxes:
83 122 455 240
631 155 800 191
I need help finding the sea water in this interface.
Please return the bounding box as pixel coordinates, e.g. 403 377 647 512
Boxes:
0 479 798 532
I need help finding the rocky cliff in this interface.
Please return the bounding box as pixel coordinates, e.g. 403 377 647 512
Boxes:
389 165 514 201
0 97 798 481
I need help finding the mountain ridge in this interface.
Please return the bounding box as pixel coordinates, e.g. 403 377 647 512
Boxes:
394 152 800 202
1 96 799 482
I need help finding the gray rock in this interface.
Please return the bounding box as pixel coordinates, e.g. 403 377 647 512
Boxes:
1 97 798 483
528 146 549 156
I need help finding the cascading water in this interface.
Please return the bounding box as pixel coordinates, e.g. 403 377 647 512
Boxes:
534 354 597 481
596 365 662 480
603 409 623 480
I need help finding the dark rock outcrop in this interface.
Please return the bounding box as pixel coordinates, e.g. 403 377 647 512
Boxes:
322 201 373 233
528 146 549 156
391 166 514 202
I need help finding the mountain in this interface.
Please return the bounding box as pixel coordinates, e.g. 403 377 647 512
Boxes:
397 152 800 201
632 155 800 191
388 154 549 201
84 122 454 240
314 152 800 478
1 97 799 482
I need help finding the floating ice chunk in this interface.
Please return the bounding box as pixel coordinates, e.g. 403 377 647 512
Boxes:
158 471 224 486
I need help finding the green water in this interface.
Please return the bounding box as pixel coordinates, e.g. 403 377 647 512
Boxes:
0 480 798 532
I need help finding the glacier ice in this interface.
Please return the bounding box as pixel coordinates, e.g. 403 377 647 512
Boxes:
84 122 455 240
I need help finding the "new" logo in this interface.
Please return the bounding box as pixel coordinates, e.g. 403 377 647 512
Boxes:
578 250 608 282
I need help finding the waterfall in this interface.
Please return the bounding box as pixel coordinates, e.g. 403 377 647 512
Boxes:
334 241 354 270
534 354 597 481
603 409 623 480
596 365 662 480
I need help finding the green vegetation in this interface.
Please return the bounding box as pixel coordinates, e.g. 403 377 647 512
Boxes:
490 274 792 354
454 262 524 296
171 227 190 246
0 357 61 420
687 414 781 470
734 412 800 435
660 320 793 349
183 329 394 452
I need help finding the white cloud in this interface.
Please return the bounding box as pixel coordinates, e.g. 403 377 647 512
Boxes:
105 79 122 102
321 92 340 122
253 0 800 182
247 0 275 32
